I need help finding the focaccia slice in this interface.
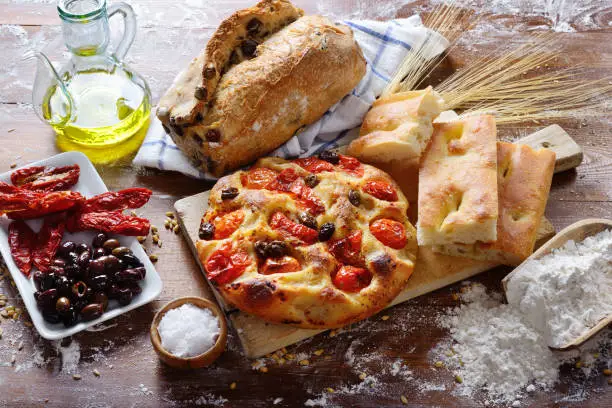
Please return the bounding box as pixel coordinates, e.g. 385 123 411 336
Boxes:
417 115 498 246
434 142 555 265
347 87 442 164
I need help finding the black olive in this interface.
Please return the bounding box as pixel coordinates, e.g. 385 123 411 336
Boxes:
115 268 144 283
89 275 109 292
93 247 106 259
318 150 340 164
247 17 262 34
92 233 108 248
64 264 81 279
92 292 109 311
36 288 58 311
241 39 258 58
203 64 216 79
107 284 121 299
52 258 66 268
267 240 288 258
42 310 61 324
75 243 90 254
55 297 71 314
205 129 221 142
39 273 56 292
61 307 78 327
117 253 143 268
98 255 120 273
112 246 131 257
89 259 105 276
65 251 79 265
102 239 120 252
221 187 239 200
55 275 72 297
194 86 208 100
298 212 318 230
48 265 65 277
73 298 88 313
318 222 335 241
58 241 76 257
254 240 268 258
71 281 88 300
33 271 45 291
123 282 142 296
81 303 104 321
304 174 319 188
198 222 215 240
117 288 133 306
77 251 91 269
116 258 126 272
348 190 361 206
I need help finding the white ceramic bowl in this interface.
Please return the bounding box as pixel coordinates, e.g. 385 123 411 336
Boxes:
0 151 163 340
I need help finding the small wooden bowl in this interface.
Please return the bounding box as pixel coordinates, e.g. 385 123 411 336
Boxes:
150 296 227 369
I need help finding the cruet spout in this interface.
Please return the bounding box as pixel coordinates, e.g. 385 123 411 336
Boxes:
28 51 73 126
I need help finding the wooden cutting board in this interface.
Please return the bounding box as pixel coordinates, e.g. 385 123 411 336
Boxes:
174 125 582 358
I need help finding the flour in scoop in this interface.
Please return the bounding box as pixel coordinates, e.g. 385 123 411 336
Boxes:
505 229 612 348
158 303 220 357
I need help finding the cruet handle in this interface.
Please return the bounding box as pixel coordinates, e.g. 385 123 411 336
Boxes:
107 2 137 61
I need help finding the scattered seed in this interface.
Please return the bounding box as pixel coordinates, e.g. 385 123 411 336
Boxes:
329 330 337 338
173 225 180 234
165 211 174 218
158 240 162 248
359 372 367 380
401 395 408 404
0 300 5 307
326 388 334 393
149 255 158 263
451 293 459 301
278 358 286 365
0 327 3 339
152 235 159 244
164 220 171 229
93 369 100 377
23 321 33 327
259 367 268 373
314 349 324 356
603 369 612 376
455 375 463 384
130 211 138 217
230 382 237 390
285 354 295 361
445 350 454 357
72 374 81 380
593 353 600 358
381 315 390 321
434 361 444 368
10 355 16 365
17 341 23 351
151 226 158 234
575 361 583 369
1 310 9 318
137 236 146 243
10 163 17 169
298 359 310 366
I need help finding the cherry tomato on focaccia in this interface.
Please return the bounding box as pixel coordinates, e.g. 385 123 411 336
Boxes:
211 209 245 240
269 212 318 245
332 265 372 292
289 178 325 215
294 157 334 174
328 230 364 267
260 256 301 275
337 155 364 177
241 167 278 189
205 242 251 284
370 219 407 249
363 180 398 202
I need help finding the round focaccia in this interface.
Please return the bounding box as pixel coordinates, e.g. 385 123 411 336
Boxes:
195 154 417 329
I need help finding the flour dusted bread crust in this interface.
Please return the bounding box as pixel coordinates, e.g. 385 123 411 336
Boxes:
157 0 366 177
435 142 555 265
417 115 498 246
195 156 417 328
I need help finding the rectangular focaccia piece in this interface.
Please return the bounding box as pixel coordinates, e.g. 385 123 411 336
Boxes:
417 115 498 246
434 142 556 265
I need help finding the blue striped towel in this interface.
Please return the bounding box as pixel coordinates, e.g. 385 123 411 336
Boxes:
132 15 448 179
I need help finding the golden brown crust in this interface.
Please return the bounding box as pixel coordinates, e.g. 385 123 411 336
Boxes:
417 115 498 246
195 157 417 329
436 142 556 265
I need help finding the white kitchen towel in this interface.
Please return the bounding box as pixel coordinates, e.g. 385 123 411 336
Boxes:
132 15 448 179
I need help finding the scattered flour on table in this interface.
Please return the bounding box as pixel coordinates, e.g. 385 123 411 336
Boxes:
506 229 612 348
55 339 81 374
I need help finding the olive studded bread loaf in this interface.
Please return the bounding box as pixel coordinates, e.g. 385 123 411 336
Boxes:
157 0 367 177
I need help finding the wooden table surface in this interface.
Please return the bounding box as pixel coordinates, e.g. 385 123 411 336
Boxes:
0 0 611 407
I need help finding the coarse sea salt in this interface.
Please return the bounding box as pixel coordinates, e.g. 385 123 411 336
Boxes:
158 303 219 358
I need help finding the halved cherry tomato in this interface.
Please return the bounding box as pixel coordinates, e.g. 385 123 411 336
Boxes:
267 168 300 192
205 242 251 284
241 168 278 189
212 209 245 240
328 230 364 266
260 256 301 275
269 212 318 245
332 265 372 292
289 178 325 215
370 219 407 249
294 157 334 174
338 155 364 177
363 180 398 201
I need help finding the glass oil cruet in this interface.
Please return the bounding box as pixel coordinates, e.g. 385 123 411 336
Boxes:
31 0 151 159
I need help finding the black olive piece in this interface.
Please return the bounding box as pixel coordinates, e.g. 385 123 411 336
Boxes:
48 265 65 276
55 297 71 314
93 247 106 259
58 241 76 257
52 258 66 268
75 243 90 254
85 287 94 299
89 258 106 276
116 258 126 272
65 251 79 265
102 239 120 252
123 282 142 296
318 222 336 242
33 271 45 291
221 187 239 200
39 273 56 292
199 222 215 240
205 129 221 142
348 190 361 206
203 64 216 79
247 17 262 34
266 241 289 258
64 264 81 279
111 246 131 257
89 275 109 292
115 269 143 283
36 288 58 311
77 250 91 269
62 307 79 327
55 275 73 297
42 310 61 324
194 86 208 100
73 298 88 313
107 284 121 299
92 233 108 248
298 212 318 230
254 240 269 258
71 281 88 300
117 253 143 268
92 292 109 311
318 150 340 164
117 288 133 306
241 39 258 58
81 303 104 321
304 174 319 188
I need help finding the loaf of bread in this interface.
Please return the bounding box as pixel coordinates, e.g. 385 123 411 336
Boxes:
156 0 366 177
434 142 555 265
417 115 498 246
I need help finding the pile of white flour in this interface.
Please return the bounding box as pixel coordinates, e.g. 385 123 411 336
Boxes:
505 229 612 348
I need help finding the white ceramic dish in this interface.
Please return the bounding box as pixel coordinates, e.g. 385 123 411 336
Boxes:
0 151 163 340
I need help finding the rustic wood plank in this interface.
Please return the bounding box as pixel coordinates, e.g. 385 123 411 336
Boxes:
519 124 583 173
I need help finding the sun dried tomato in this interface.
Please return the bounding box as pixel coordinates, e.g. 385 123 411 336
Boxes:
338 155 364 177
332 265 372 292
241 167 278 189
370 219 407 249
81 188 152 212
260 256 301 275
294 157 334 174
269 212 318 245
5 191 84 219
363 180 398 202
212 209 245 240
205 242 251 284
11 164 80 192
8 221 35 276
68 211 150 236
328 230 364 267
32 216 65 273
